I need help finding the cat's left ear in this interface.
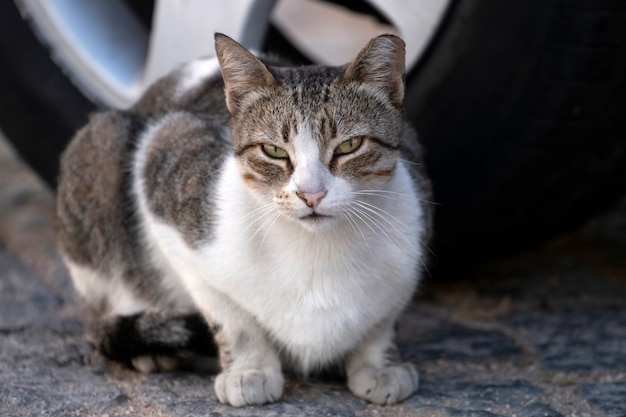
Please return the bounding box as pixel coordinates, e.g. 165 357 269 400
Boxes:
340 34 406 109
214 33 277 114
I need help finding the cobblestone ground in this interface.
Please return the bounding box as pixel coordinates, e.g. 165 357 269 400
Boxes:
1 134 625 417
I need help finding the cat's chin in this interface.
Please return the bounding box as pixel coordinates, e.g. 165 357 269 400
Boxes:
297 213 336 232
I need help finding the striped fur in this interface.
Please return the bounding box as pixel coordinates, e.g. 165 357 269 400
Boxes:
56 34 432 407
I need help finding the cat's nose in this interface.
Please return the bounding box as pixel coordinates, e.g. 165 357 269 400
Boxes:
296 190 327 209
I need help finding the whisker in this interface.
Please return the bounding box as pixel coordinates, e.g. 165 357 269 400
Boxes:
350 205 401 252
240 203 275 223
248 208 281 243
257 211 284 255
354 200 435 257
346 207 378 239
418 237 437 258
353 200 413 246
351 191 403 202
359 189 406 194
355 189 408 197
341 210 371 253
357 204 435 281
353 189 440 206
204 166 226 180
237 205 277 241
398 158 422 167
416 252 433 280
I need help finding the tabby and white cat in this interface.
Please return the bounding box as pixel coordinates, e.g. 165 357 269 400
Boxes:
56 33 432 407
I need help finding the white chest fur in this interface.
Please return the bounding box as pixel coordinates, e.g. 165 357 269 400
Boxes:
205 158 423 369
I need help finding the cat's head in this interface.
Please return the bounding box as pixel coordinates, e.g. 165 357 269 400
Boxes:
215 33 406 232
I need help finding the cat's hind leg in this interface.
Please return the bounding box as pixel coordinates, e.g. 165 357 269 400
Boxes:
345 320 419 405
66 260 217 372
93 312 218 373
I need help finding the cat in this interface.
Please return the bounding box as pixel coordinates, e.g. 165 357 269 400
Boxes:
56 33 432 407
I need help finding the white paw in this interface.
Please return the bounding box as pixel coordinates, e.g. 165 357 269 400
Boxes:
214 368 284 407
348 363 419 405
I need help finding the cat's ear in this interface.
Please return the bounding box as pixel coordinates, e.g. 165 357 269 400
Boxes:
341 34 406 108
214 33 277 114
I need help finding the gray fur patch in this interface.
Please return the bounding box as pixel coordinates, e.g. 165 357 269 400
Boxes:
139 112 230 246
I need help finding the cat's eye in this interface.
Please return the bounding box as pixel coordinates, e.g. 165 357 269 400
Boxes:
335 137 363 155
262 144 289 159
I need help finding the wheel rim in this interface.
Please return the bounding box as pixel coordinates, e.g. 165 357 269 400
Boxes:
16 0 451 108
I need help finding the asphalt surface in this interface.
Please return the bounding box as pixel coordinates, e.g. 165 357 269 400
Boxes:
1 133 625 417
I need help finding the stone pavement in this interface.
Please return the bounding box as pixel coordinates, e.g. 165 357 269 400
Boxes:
1 133 625 417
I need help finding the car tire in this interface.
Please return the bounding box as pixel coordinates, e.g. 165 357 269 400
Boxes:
406 0 626 267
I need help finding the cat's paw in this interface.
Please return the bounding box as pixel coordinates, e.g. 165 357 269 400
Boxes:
131 355 219 373
347 363 419 405
214 368 284 407
131 355 180 373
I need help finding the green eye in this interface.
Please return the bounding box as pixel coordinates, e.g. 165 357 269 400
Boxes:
335 137 363 155
262 144 289 159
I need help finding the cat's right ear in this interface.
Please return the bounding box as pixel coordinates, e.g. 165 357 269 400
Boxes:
214 33 276 114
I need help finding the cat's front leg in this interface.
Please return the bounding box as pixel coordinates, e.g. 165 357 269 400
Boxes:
199 289 283 407
345 320 418 405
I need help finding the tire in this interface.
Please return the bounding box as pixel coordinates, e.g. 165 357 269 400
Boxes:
0 1 95 186
2 0 626 266
405 0 626 267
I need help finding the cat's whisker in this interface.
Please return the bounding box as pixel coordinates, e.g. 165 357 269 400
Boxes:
355 189 408 197
358 189 407 195
345 207 377 238
355 189 440 206
238 204 278 241
345 208 378 256
242 202 277 222
341 210 371 253
240 203 275 223
418 198 441 206
418 255 433 280
204 166 226 179
352 201 433 275
247 208 282 245
360 199 436 258
352 200 415 250
354 199 438 257
418 237 437 258
349 205 400 249
257 211 284 256
353 200 408 230
351 191 403 202
398 158 422 167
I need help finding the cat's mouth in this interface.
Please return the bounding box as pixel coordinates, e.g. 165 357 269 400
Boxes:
300 213 331 222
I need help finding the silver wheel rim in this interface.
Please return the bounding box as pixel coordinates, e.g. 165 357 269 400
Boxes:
16 0 451 108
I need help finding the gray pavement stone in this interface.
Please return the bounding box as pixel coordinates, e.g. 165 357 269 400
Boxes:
501 307 626 371
405 377 564 417
398 308 522 363
580 383 626 417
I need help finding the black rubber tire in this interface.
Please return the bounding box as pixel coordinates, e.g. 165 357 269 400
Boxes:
0 1 95 186
2 0 626 266
405 0 626 268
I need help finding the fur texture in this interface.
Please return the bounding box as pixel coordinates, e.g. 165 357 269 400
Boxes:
56 33 432 407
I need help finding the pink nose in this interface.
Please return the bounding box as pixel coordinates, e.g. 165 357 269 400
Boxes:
296 190 327 209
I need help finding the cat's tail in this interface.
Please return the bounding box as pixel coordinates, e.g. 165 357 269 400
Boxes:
92 312 217 370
